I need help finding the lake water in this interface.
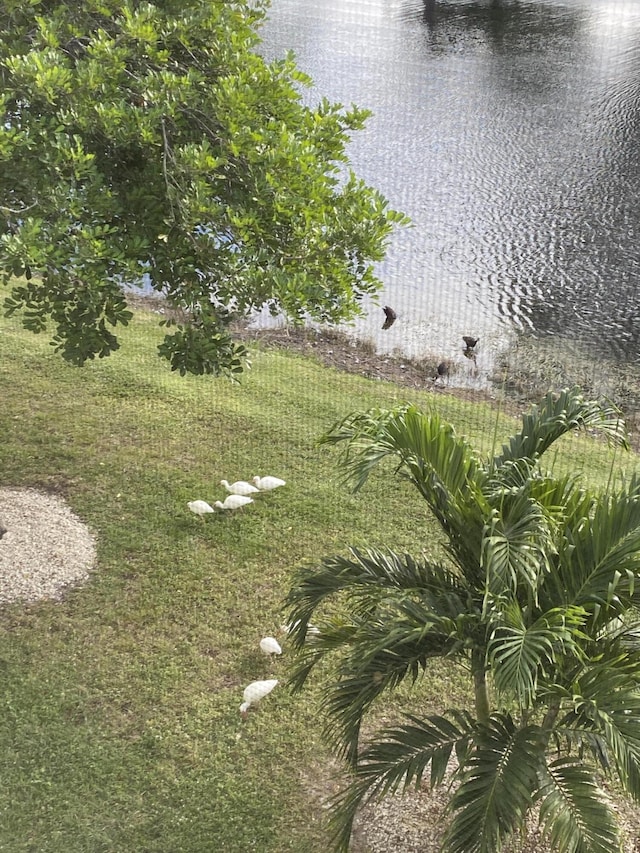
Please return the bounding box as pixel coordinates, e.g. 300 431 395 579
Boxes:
257 0 640 390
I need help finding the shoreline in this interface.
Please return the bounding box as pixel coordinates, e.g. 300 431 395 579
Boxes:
127 294 640 449
127 293 506 404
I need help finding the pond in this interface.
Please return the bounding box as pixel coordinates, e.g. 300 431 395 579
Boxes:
257 0 640 399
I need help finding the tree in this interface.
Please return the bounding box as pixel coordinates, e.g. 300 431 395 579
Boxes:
285 388 640 852
0 1 407 376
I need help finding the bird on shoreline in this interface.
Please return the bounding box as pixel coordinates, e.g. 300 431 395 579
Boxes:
220 479 259 496
382 305 397 330
214 494 254 510
433 361 450 384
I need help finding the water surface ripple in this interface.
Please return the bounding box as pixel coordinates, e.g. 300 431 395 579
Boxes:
258 0 640 383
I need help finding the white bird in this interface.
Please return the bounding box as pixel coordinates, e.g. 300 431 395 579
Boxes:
188 500 215 517
214 494 254 511
259 636 282 656
252 475 286 491
240 678 278 717
280 620 320 638
220 479 259 496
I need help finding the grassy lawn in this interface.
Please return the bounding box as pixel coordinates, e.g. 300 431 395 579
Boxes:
0 304 638 852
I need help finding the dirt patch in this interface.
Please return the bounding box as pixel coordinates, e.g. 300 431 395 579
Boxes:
235 322 506 407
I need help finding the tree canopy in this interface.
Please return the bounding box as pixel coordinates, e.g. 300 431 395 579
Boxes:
0 0 407 375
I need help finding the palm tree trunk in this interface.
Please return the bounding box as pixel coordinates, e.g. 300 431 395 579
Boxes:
541 699 560 733
472 649 490 724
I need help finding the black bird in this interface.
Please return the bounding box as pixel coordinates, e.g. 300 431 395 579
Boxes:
462 335 479 350
433 361 449 383
382 305 397 330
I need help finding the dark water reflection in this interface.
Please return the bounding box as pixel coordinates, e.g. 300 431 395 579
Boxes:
257 0 640 389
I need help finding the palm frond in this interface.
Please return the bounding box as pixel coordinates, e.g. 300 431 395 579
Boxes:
527 472 594 526
320 404 481 507
485 457 538 491
556 650 640 800
606 617 640 650
537 757 621 853
599 709 640 801
443 714 545 853
285 547 468 657
319 609 469 763
493 388 628 470
320 404 496 580
546 488 640 617
488 604 587 707
285 546 469 661
286 547 479 761
481 490 555 602
328 710 475 853
319 406 409 492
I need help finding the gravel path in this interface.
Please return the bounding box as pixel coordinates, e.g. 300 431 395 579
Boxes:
0 487 96 604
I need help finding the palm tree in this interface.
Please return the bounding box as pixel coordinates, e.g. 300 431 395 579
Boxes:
285 388 640 852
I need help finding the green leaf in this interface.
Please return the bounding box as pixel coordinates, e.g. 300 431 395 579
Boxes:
286 548 473 762
488 604 587 706
493 388 628 468
329 711 475 853
443 715 545 853
537 757 621 853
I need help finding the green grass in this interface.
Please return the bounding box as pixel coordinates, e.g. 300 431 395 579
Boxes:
0 306 638 852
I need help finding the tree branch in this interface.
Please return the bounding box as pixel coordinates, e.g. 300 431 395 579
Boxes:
0 201 37 215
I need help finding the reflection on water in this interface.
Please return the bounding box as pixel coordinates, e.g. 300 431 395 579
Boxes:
257 0 640 390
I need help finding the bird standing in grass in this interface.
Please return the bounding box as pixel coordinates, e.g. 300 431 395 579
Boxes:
280 620 320 639
259 637 282 656
188 500 215 518
240 679 279 718
220 479 259 496
252 475 286 491
214 494 254 510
